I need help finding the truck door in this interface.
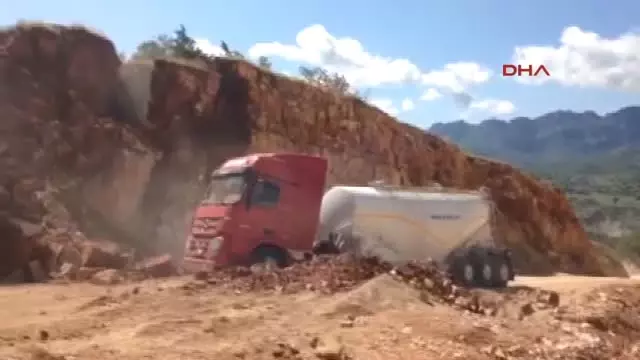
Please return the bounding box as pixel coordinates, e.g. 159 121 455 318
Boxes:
245 178 286 246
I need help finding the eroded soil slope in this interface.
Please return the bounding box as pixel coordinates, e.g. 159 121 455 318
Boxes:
0 22 624 278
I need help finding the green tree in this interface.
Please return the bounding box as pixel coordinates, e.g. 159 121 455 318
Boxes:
130 25 249 64
171 25 208 60
298 66 351 94
221 41 231 56
130 25 212 61
220 41 245 59
130 34 174 60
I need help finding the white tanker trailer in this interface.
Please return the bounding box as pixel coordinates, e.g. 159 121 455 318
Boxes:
313 184 514 288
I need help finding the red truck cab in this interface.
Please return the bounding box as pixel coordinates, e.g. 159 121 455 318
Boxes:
182 153 328 273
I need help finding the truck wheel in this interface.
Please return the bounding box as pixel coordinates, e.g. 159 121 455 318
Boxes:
452 257 476 286
480 261 493 287
489 256 511 288
252 246 288 269
312 241 340 255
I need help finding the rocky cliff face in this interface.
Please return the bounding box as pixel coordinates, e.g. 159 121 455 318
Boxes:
0 23 625 278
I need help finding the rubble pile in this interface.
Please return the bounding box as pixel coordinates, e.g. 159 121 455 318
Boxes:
51 239 177 283
203 255 538 316
203 255 446 294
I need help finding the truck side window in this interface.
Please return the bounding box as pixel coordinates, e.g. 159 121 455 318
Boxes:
251 180 280 206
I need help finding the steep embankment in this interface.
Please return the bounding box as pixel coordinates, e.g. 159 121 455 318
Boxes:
0 23 625 278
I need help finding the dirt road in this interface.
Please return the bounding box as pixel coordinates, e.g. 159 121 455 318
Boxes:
514 274 640 292
0 274 638 360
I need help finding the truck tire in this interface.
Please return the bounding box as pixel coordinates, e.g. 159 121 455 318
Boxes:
252 246 288 268
312 241 340 255
479 260 494 287
489 255 511 288
451 257 476 286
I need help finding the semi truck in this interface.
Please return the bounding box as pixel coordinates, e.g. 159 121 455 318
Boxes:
182 152 515 288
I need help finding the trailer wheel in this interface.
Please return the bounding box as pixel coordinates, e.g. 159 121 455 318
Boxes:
451 257 476 286
490 256 511 288
252 245 288 269
480 261 493 287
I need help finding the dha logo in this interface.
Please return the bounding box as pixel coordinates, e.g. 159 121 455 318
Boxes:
502 64 551 77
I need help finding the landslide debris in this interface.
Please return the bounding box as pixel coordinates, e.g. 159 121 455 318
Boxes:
0 21 625 281
197 255 563 319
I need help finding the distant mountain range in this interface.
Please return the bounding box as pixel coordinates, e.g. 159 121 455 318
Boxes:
428 106 640 169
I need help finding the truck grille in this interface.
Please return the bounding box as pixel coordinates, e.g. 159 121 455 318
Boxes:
192 217 222 235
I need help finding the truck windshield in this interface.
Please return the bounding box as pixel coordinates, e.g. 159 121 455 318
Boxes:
202 173 246 205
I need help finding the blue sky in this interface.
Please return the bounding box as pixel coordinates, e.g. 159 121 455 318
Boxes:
2 0 639 128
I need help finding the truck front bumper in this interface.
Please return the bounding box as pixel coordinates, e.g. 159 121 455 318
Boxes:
182 257 216 274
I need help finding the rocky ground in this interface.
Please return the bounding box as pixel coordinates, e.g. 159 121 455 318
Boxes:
0 257 639 360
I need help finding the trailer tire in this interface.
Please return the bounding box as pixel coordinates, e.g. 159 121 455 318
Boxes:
480 260 494 287
452 257 476 287
489 256 511 288
252 245 288 269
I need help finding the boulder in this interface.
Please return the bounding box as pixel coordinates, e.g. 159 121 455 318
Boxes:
81 240 130 269
134 254 176 278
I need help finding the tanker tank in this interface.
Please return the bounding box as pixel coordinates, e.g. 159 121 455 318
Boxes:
314 185 514 287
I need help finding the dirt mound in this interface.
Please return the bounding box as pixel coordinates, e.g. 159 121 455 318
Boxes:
0 22 626 280
318 273 428 318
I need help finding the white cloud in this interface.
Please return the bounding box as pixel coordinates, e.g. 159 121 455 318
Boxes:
421 62 491 93
469 99 516 115
511 26 640 91
194 38 226 57
248 24 496 113
369 98 399 115
401 98 415 111
420 88 442 101
248 24 421 88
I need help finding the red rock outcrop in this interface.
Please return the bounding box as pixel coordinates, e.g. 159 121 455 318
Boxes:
0 22 626 279
0 23 151 278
